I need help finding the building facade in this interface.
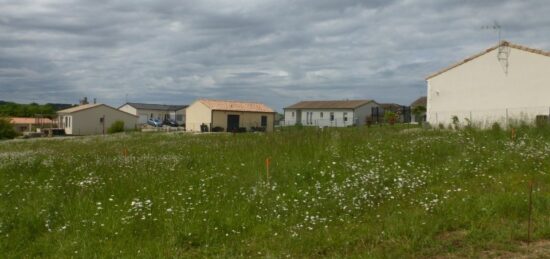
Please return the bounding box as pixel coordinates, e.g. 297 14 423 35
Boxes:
186 99 275 132
283 100 379 127
118 103 187 125
57 104 137 135
427 41 550 127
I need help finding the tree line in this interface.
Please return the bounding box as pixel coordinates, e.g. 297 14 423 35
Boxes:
0 101 73 118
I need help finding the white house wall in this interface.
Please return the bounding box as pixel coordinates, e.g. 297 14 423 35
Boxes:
284 109 356 127
119 105 186 125
61 105 137 135
427 47 550 127
354 102 378 126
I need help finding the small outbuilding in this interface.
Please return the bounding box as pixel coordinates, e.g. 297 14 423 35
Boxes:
9 117 55 133
284 100 379 127
118 102 187 125
186 99 275 132
57 103 137 135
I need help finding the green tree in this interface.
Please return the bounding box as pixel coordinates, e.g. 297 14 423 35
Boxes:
384 111 397 125
0 118 17 139
108 121 125 134
412 105 426 124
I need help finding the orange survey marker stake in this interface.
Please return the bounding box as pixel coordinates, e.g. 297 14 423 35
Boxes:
123 148 129 157
511 128 516 141
265 158 271 181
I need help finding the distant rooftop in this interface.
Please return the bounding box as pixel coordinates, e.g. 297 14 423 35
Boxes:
57 103 103 114
285 100 375 109
10 117 54 124
123 102 187 111
198 99 274 113
410 96 427 107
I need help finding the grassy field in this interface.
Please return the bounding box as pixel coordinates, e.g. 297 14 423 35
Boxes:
1 126 550 257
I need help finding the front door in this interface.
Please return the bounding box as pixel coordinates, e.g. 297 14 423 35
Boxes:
227 115 240 132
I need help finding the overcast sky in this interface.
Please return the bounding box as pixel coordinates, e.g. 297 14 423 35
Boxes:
1 0 550 110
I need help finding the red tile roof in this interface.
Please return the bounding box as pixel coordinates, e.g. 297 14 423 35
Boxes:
10 117 54 125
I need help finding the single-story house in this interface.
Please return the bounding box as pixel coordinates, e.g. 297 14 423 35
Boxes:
410 96 427 123
283 100 379 127
57 103 137 135
186 99 275 132
9 117 55 133
426 41 550 127
118 102 187 125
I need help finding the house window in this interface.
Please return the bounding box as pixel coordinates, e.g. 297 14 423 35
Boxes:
261 116 267 127
64 116 68 128
343 112 348 122
320 112 323 118
330 112 334 121
291 111 295 117
150 113 153 119
68 116 71 127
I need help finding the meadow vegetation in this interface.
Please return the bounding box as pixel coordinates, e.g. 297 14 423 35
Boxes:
1 125 550 257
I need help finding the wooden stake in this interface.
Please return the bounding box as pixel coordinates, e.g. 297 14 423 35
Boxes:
511 128 516 141
123 148 128 157
265 158 271 181
528 180 533 246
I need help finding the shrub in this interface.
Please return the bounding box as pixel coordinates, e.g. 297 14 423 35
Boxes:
384 111 397 125
491 122 502 132
535 115 549 128
108 120 125 134
451 115 460 130
0 118 17 139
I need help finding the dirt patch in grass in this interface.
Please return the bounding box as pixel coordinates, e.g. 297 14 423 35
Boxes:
434 239 550 259
479 240 550 259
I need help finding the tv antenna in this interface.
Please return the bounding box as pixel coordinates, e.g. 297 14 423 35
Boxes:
482 21 510 74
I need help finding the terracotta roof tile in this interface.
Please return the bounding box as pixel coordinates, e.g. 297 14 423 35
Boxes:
10 117 54 124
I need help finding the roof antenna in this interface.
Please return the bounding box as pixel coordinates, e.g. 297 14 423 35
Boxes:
482 21 509 74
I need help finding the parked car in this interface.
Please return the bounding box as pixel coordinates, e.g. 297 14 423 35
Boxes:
163 119 179 127
147 119 163 127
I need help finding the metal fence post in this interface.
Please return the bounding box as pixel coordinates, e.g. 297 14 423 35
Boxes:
505 108 509 128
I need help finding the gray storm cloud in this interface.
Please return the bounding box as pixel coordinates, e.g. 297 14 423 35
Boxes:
1 0 550 110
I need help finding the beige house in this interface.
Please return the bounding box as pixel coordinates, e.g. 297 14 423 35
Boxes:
427 41 550 127
186 99 275 132
57 103 137 135
118 102 187 125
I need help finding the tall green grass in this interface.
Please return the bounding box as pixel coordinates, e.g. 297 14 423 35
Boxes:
1 126 550 257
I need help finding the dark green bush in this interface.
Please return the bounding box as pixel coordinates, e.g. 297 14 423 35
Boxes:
0 118 17 139
107 120 125 134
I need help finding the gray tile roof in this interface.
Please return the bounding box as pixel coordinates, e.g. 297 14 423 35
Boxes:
124 102 187 111
284 100 375 109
